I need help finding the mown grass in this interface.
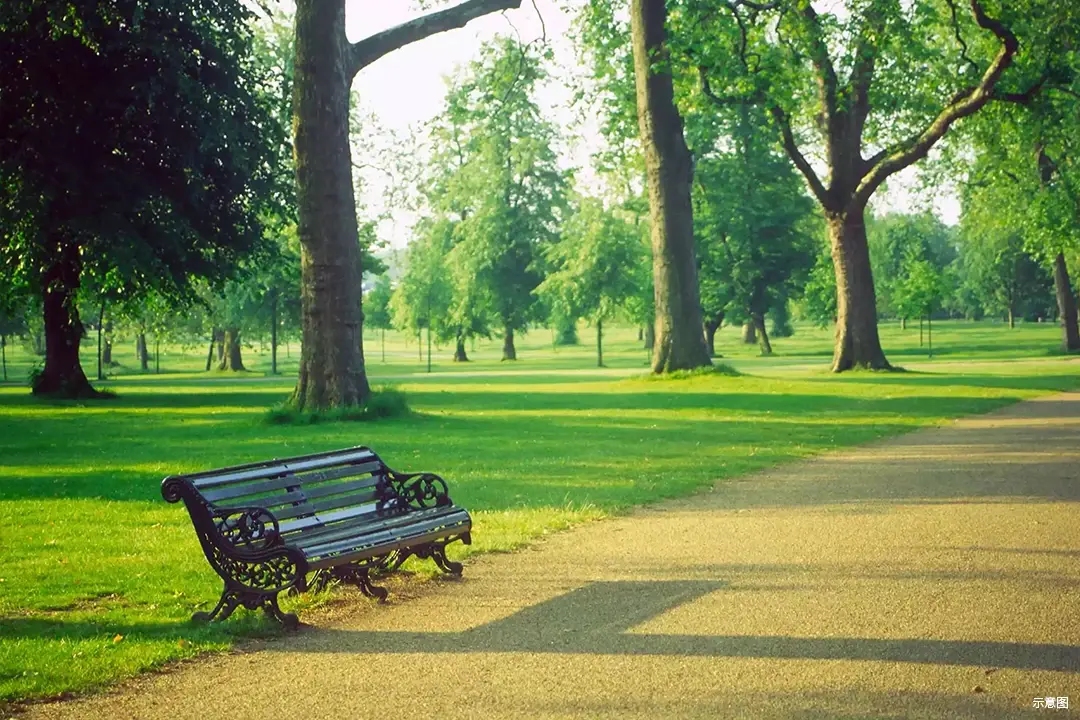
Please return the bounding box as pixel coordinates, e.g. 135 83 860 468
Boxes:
0 320 1077 705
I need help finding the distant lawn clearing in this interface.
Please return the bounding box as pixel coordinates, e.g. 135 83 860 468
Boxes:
1 320 1077 705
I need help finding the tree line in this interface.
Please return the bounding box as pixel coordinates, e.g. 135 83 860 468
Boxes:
2 0 1079 406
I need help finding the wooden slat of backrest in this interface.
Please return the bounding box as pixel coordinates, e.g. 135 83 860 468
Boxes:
200 462 384 505
189 448 377 490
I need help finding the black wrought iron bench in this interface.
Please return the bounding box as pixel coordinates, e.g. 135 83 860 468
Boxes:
161 446 471 628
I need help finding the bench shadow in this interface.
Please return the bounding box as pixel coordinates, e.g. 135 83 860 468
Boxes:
261 580 1080 673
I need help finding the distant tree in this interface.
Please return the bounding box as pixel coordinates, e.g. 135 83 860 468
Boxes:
391 224 454 372
800 247 838 329
868 213 957 325
364 275 394 363
0 0 286 397
537 198 645 367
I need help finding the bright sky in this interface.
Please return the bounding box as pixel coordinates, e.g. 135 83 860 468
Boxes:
344 0 958 250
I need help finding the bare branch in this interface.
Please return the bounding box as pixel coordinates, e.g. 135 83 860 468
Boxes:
770 106 829 207
349 0 523 78
852 0 1019 208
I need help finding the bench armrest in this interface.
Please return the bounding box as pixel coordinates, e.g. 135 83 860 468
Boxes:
387 471 452 510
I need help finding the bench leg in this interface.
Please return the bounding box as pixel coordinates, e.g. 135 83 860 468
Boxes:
260 592 300 629
334 565 389 602
430 543 463 576
192 586 241 624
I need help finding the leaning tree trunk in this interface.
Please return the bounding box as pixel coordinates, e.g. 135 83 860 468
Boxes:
1053 252 1080 352
704 313 723 357
631 0 710 374
828 207 889 371
34 244 96 397
502 326 517 361
218 328 245 371
753 312 772 356
290 1 371 411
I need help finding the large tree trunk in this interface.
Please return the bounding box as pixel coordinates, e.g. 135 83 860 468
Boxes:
34 246 96 397
502 326 517 361
136 333 149 371
828 207 889 371
218 328 245 371
631 0 710 374
290 1 371 411
1053 252 1080 352
741 322 756 344
454 332 469 362
753 312 772 356
704 312 723 357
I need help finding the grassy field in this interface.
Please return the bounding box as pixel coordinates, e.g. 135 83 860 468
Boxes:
1 319 1077 705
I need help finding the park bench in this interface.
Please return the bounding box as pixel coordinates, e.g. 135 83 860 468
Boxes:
161 446 471 628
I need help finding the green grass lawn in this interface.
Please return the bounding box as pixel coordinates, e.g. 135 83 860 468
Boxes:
1 319 1077 705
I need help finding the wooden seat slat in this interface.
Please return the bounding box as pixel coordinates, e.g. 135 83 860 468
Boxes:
289 506 462 552
280 449 377 474
298 510 468 561
297 475 383 501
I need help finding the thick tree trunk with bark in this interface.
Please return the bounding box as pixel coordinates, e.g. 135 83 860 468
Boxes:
288 0 520 411
218 328 245 371
290 1 371 410
136 333 149 371
631 0 710 374
96 301 106 381
828 208 889 371
1053 252 1080 352
502 326 517 361
34 246 96 397
704 313 723 357
741 322 756 344
753 312 772 356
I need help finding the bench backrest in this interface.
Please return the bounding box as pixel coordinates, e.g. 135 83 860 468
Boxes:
177 446 398 539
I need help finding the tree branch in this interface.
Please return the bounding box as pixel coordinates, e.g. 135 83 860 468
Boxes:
852 0 1019 208
800 3 838 139
349 0 523 78
770 106 829 207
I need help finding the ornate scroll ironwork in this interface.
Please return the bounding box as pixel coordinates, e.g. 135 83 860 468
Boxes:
214 507 279 552
388 471 451 509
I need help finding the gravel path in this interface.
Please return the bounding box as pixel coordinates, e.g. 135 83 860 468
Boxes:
23 393 1080 719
